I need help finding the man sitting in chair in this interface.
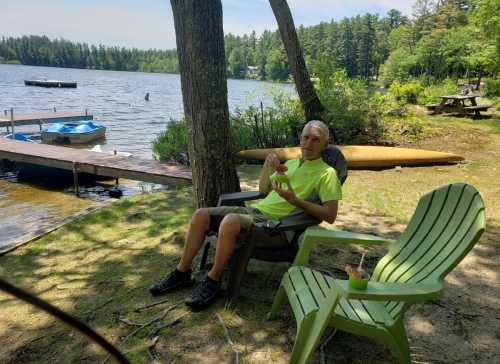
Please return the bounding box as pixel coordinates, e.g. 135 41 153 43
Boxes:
149 120 342 309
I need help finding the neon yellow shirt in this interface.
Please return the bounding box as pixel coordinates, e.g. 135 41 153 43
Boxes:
255 157 342 220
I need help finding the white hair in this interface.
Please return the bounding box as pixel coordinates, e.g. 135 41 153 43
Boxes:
301 120 330 142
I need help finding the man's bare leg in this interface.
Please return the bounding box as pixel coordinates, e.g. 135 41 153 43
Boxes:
207 214 241 281
177 208 210 272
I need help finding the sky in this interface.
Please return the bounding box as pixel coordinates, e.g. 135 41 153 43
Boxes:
1 0 415 49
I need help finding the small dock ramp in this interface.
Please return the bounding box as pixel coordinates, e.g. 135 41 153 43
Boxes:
0 138 191 186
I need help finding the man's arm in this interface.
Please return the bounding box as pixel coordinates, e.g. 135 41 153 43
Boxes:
259 153 280 194
273 180 339 224
293 199 338 224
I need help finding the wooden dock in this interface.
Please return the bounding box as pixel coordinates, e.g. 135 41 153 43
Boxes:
0 138 192 187
0 110 93 130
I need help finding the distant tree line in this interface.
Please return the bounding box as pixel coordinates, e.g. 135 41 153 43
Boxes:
0 35 179 73
0 9 405 81
224 9 407 81
0 1 497 84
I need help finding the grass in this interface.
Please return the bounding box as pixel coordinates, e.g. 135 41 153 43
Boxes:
0 109 499 363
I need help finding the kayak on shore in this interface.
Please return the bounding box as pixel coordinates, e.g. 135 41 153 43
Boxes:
237 146 464 168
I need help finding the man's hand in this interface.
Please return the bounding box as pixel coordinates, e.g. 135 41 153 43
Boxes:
264 152 280 170
272 179 298 205
259 152 280 194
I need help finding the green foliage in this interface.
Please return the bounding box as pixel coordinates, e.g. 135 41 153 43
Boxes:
485 79 500 97
151 119 189 164
152 92 304 163
380 0 499 86
0 58 21 64
380 49 418 85
265 49 289 82
317 70 385 144
417 79 459 104
389 80 425 104
230 93 303 150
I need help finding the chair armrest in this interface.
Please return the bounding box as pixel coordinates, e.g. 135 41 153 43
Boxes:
332 280 444 302
272 214 320 232
294 227 395 266
218 191 267 206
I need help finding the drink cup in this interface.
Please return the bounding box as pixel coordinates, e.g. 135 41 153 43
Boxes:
348 270 370 290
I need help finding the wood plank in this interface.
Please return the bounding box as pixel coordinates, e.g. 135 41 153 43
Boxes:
0 111 93 127
463 105 490 111
0 138 191 186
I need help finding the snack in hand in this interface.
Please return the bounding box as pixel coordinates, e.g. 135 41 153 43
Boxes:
275 164 288 174
273 164 289 184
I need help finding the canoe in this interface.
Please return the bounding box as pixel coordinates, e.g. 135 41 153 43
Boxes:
237 146 464 168
41 120 106 144
24 79 77 88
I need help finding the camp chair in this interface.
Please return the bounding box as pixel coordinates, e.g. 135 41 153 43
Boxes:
199 145 348 298
269 183 485 364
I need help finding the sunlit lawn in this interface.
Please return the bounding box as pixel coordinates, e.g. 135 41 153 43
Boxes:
0 109 499 363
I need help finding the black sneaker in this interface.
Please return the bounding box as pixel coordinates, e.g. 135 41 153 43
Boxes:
149 269 194 296
184 276 220 309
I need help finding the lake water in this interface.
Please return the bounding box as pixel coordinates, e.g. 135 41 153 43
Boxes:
0 64 294 158
0 64 295 251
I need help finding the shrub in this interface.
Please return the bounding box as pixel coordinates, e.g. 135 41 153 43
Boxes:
417 79 458 105
317 70 385 144
485 79 500 97
152 92 303 163
389 80 424 105
230 94 303 151
152 119 189 164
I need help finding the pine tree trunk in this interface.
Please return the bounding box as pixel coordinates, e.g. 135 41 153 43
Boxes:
269 0 324 121
171 0 240 208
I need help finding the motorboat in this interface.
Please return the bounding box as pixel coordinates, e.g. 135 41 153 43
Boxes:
41 120 106 144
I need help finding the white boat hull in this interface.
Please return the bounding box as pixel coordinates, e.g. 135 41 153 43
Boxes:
41 127 106 144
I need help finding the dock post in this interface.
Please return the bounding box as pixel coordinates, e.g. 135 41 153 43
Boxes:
10 108 14 135
114 150 119 185
72 162 80 197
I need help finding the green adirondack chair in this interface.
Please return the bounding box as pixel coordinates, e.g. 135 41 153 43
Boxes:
269 183 486 364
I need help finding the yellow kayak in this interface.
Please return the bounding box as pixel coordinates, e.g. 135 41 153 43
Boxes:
237 146 464 168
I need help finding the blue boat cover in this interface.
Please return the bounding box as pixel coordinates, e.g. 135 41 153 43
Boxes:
43 120 104 134
5 132 34 142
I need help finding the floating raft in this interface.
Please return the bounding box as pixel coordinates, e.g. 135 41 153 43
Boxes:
25 79 77 88
237 146 464 168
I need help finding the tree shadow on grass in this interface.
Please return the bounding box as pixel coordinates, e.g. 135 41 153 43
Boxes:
0 190 498 363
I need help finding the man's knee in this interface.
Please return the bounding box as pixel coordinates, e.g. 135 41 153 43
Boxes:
219 213 241 235
191 208 210 231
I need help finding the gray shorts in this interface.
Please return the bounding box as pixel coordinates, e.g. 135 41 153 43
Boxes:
206 206 289 248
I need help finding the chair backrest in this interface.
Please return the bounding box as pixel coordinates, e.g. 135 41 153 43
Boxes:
321 145 348 184
372 183 485 318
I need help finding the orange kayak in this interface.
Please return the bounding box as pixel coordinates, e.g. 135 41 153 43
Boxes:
237 146 464 168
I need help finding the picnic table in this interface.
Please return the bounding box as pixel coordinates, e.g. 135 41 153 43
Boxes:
426 95 491 117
